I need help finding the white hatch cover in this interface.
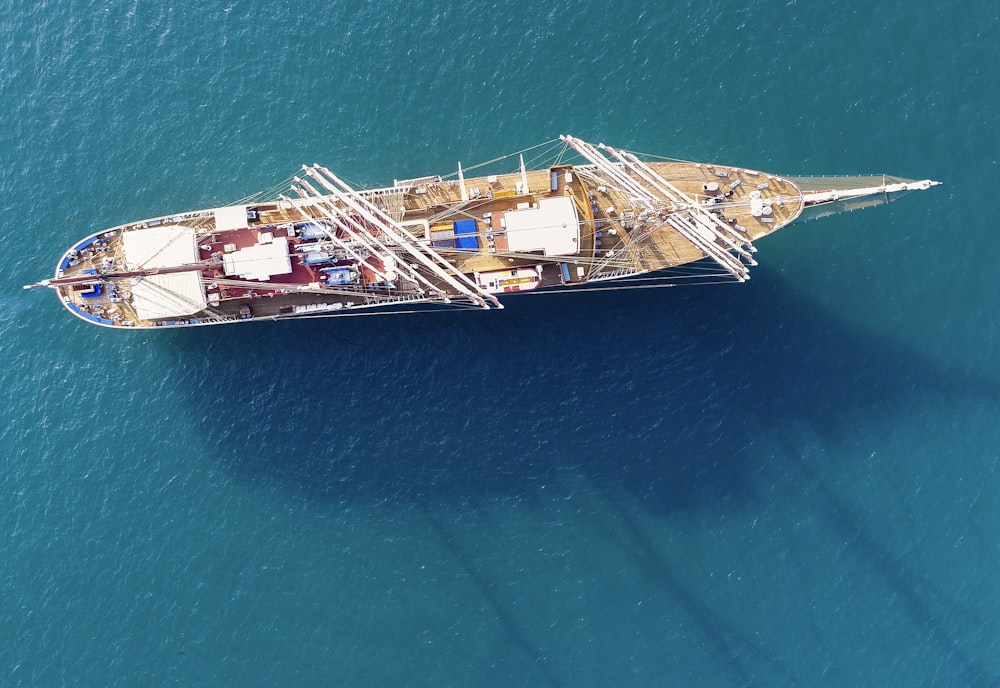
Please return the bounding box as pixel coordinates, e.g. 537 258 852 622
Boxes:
122 225 206 320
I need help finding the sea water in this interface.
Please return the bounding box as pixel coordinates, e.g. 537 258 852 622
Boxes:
2 0 998 685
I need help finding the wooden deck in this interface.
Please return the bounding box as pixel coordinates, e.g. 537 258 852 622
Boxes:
384 159 804 277
50 155 806 328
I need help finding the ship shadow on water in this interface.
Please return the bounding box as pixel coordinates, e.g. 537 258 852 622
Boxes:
165 267 1000 685
167 267 996 515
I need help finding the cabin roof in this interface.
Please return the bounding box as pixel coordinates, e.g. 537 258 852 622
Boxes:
503 196 580 256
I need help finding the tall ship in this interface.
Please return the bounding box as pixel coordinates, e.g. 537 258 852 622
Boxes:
25 136 938 328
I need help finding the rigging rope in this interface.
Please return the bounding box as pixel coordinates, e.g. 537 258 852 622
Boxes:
441 138 562 178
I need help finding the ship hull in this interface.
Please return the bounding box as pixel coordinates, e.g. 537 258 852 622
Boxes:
28 136 936 329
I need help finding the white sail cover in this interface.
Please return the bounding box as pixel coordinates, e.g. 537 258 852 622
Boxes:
122 225 206 320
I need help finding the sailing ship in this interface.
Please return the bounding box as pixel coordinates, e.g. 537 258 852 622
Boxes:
24 136 939 328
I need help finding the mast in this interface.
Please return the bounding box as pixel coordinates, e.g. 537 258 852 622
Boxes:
458 162 469 202
283 190 399 284
309 165 501 309
560 136 658 209
561 135 751 281
605 146 756 256
292 176 414 285
23 262 209 290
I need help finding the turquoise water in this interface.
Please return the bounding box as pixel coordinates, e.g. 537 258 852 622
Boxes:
3 1 998 685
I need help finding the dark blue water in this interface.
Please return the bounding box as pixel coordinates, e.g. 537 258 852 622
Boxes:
3 1 998 685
